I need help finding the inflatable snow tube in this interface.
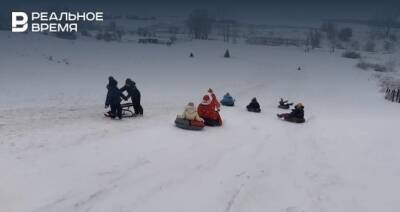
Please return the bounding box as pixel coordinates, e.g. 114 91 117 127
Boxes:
203 118 222 126
283 117 306 123
278 105 290 109
247 107 261 113
221 100 235 107
175 118 205 130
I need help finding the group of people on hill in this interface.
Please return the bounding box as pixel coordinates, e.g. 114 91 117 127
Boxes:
104 78 305 125
176 89 306 129
105 76 143 119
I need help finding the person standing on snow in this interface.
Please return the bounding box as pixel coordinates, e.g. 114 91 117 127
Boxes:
198 88 222 126
105 76 125 119
120 78 143 116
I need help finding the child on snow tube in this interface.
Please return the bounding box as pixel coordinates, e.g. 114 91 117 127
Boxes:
278 98 293 109
277 103 305 123
175 102 205 130
198 89 223 126
220 92 235 106
247 97 261 113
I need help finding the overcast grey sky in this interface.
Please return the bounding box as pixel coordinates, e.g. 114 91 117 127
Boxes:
1 0 400 24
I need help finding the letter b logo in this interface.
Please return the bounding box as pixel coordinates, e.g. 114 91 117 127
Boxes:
12 12 28 32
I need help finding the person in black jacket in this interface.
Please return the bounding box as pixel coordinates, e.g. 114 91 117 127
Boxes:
277 103 305 123
247 97 261 113
105 77 125 119
120 78 143 116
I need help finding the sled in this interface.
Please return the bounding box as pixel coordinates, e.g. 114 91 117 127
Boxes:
175 117 205 130
278 105 290 109
121 103 136 117
203 118 222 126
277 114 305 123
278 104 292 109
104 103 136 118
221 100 235 107
247 107 261 113
278 99 293 110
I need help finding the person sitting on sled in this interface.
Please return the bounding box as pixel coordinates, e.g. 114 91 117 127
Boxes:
278 98 293 109
105 77 125 119
177 102 204 122
247 97 261 112
220 92 235 106
198 89 223 126
120 78 143 116
277 103 305 123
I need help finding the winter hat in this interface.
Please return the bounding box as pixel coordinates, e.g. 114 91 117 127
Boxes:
252 97 257 102
295 103 304 109
202 95 212 105
126 78 135 85
208 88 213 93
187 102 194 107
108 76 117 87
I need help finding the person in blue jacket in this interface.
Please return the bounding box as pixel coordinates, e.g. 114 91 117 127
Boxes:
220 92 235 106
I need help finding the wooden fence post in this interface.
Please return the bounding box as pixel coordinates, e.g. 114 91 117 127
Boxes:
392 90 396 102
385 88 390 99
397 89 400 103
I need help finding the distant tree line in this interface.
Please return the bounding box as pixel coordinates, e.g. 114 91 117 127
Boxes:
186 9 214 40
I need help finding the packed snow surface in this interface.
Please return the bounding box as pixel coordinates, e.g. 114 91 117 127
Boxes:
0 32 399 212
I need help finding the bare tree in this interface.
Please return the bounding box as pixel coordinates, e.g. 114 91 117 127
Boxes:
368 9 400 39
217 19 237 42
338 28 353 42
231 27 240 43
320 22 337 42
186 9 214 40
364 40 376 52
223 23 231 42
307 29 321 49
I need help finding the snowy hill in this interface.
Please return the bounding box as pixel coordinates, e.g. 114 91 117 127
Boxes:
0 31 399 212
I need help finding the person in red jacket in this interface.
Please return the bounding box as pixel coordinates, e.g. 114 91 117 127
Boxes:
198 89 222 126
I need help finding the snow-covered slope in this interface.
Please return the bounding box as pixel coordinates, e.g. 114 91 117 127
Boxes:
0 32 399 212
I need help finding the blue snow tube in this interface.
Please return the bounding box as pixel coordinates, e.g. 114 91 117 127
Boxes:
220 96 235 106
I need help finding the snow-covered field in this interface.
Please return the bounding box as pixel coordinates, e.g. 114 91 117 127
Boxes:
0 31 399 212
